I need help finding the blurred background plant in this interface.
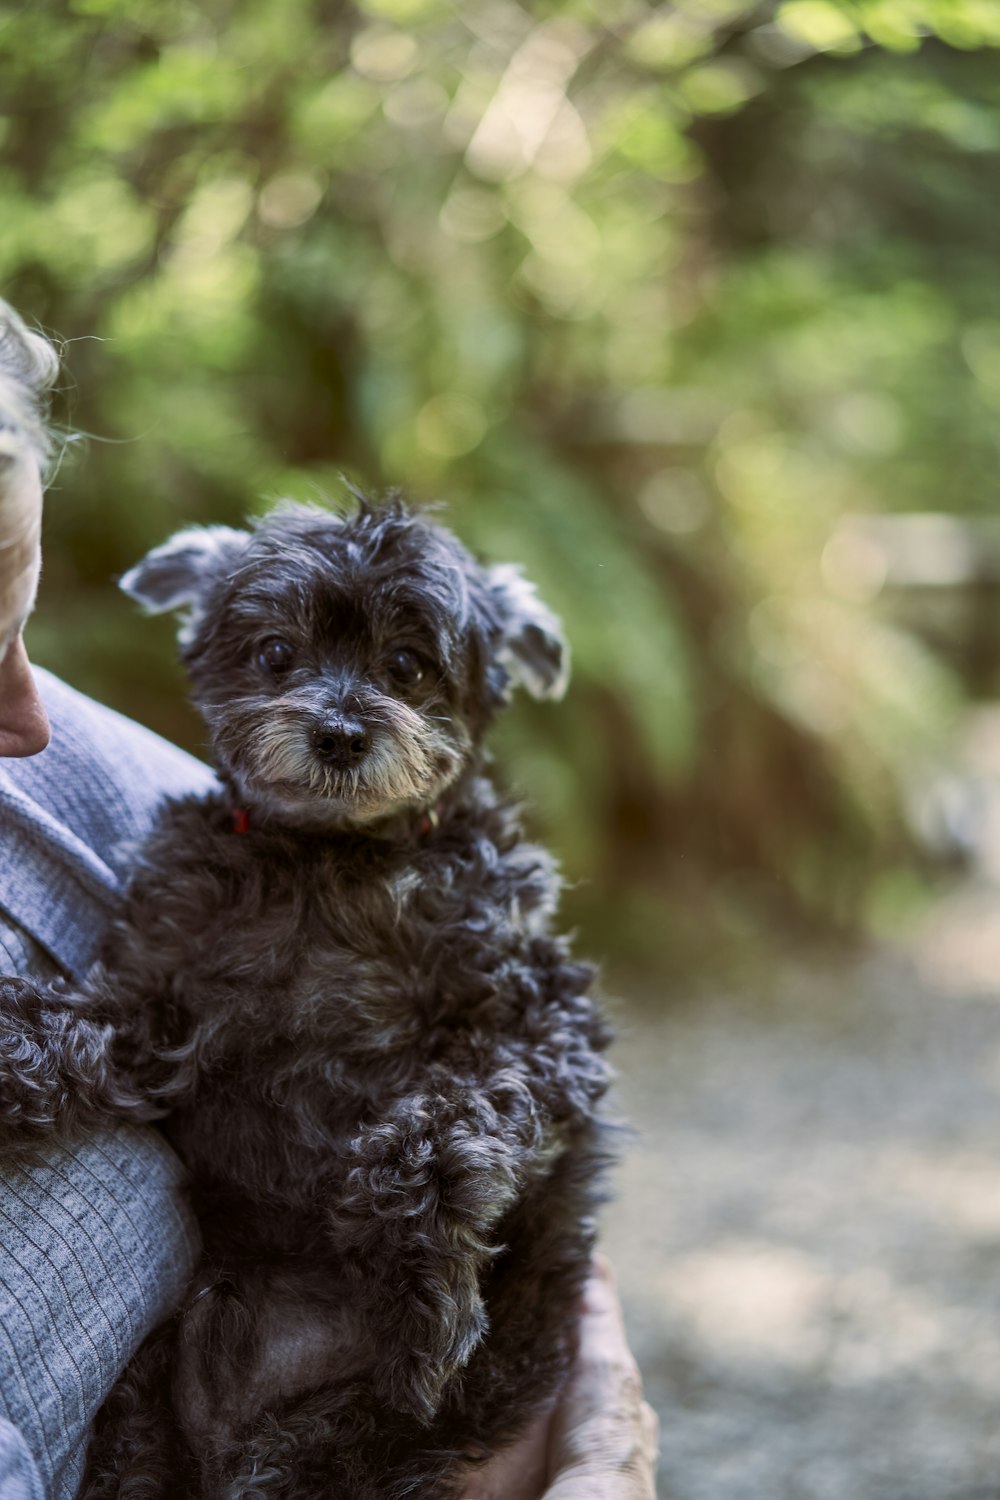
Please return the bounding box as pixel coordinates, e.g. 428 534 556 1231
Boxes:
7 0 1000 971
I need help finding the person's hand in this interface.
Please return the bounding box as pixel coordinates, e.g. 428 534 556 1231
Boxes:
542 1254 658 1499
460 1255 659 1500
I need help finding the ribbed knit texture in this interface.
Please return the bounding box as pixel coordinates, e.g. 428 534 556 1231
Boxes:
0 670 216 1499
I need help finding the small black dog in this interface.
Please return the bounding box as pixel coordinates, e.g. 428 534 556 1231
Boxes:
0 496 613 1500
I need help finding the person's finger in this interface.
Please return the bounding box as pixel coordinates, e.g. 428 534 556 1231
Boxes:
576 1254 633 1360
543 1257 658 1499
639 1399 659 1466
554 1256 644 1441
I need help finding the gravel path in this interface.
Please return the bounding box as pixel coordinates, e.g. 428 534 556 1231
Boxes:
605 877 1000 1500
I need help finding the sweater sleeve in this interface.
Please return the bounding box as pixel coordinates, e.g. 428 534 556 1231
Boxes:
0 1417 45 1500
0 671 210 1500
0 928 200 1500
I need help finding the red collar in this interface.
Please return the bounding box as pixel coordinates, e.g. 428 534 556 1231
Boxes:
230 801 445 841
416 804 441 838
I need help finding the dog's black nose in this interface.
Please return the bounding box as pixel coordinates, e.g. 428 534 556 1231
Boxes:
313 718 370 768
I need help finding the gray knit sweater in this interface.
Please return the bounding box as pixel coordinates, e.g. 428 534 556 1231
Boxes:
0 669 215 1499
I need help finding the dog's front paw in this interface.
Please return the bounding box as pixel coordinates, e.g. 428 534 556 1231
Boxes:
0 979 67 1139
0 978 157 1142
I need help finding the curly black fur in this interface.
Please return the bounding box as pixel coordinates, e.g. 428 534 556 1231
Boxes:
0 497 614 1499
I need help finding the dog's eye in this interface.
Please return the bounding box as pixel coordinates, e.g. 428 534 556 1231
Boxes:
386 649 425 688
257 638 294 675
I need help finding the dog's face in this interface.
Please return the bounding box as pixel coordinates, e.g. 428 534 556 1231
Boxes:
121 498 567 830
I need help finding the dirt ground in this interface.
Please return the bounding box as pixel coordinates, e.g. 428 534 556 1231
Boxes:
604 876 1000 1500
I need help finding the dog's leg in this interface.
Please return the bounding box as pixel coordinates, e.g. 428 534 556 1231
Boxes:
328 945 613 1424
0 972 197 1147
327 1089 520 1422
328 1042 599 1425
0 977 159 1146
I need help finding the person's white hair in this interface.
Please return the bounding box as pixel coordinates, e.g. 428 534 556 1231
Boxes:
0 298 59 477
0 299 60 655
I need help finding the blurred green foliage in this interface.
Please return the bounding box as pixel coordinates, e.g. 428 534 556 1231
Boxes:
6 0 999 959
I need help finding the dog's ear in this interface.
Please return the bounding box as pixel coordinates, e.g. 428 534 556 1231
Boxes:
486 564 569 701
120 525 249 643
